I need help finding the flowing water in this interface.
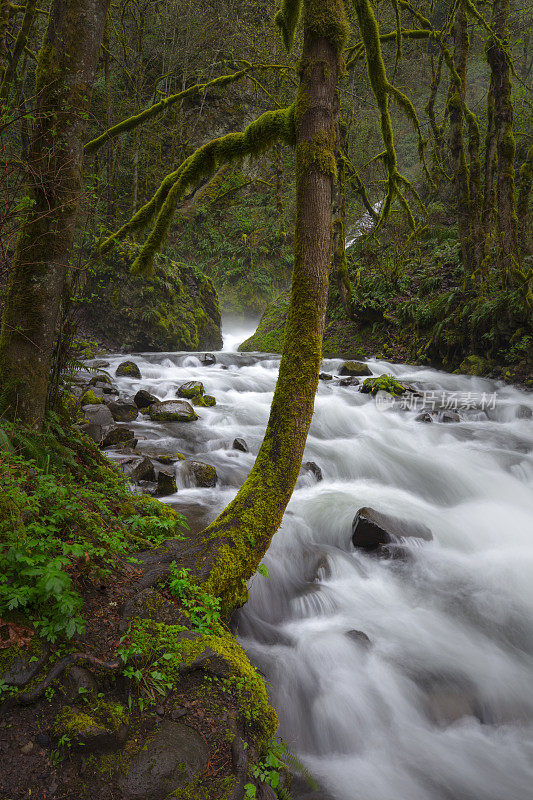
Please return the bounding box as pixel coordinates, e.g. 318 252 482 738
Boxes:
104 327 533 800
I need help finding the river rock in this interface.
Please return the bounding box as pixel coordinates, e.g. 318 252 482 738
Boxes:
118 720 209 800
319 372 333 381
232 437 248 452
303 461 323 481
439 410 460 423
352 507 432 551
339 376 360 387
339 361 372 377
88 374 112 387
133 389 157 409
416 411 434 423
155 469 177 496
101 427 137 448
116 361 142 379
120 456 155 482
182 460 217 488
83 404 114 428
148 400 198 422
177 380 204 399
201 353 217 366
108 401 139 422
193 394 216 407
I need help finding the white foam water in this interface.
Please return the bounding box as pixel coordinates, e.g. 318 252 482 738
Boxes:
105 336 533 800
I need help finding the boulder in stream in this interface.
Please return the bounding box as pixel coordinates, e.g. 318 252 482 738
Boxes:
119 455 155 482
352 506 432 551
232 437 248 452
148 400 198 422
177 380 204 399
339 360 372 377
116 361 142 379
108 401 139 422
155 469 177 496
181 460 217 488
303 461 323 481
101 426 137 448
193 394 216 407
201 353 217 366
134 389 157 409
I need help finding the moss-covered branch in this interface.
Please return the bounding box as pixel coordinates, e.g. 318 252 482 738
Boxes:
275 0 303 52
84 64 289 155
101 106 296 274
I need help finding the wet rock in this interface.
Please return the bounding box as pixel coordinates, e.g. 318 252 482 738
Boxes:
177 380 204 399
155 453 185 464
155 469 177 496
339 360 372 377
88 374 112 387
134 389 157 409
319 372 333 381
339 376 360 387
120 455 155 482
101 427 137 448
182 460 217 488
377 543 415 562
192 394 216 407
345 630 371 648
148 400 198 422
201 353 217 366
352 506 432 551
91 360 110 369
118 720 209 800
232 437 248 453
108 401 139 422
81 404 114 444
419 674 486 726
416 411 434 423
116 361 141 379
439 410 460 423
303 461 323 481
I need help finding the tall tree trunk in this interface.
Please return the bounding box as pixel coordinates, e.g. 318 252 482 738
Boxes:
486 0 519 267
483 76 497 235
187 0 349 613
448 5 474 275
0 0 110 427
332 122 354 317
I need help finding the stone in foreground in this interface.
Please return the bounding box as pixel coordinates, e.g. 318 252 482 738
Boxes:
177 380 204 399
352 506 432 551
148 400 198 422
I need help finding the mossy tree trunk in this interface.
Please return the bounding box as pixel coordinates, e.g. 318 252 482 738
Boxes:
486 0 519 268
332 122 355 317
188 0 349 613
0 0 111 427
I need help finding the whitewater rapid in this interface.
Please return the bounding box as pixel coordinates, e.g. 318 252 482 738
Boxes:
105 338 533 800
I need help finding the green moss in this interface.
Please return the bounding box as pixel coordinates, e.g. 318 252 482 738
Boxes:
54 697 128 739
192 395 216 408
361 374 407 396
80 389 104 406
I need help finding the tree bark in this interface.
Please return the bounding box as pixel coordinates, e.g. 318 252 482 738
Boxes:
0 0 110 427
187 0 349 613
486 0 519 267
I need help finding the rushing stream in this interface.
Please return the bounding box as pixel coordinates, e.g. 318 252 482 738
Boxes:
103 323 533 800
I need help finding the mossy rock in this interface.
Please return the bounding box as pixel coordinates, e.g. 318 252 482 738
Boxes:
192 395 216 408
108 401 139 422
80 242 222 352
116 361 142 379
361 374 407 396
177 381 204 399
339 361 372 377
54 697 129 751
183 460 217 488
148 400 198 423
80 389 105 405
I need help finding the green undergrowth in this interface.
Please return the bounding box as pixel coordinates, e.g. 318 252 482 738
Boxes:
240 217 532 383
0 414 188 641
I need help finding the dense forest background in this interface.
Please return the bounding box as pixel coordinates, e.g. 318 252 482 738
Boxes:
1 0 531 391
